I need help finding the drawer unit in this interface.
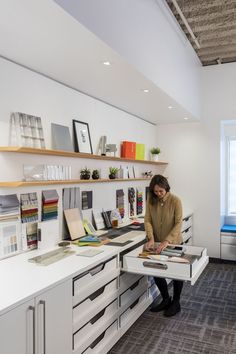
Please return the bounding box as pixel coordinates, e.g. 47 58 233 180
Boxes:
73 277 118 331
122 245 208 285
181 215 193 232
80 320 119 354
119 271 144 293
120 276 148 308
221 233 236 245
221 243 236 261
120 291 147 327
73 299 118 353
73 256 119 304
182 226 192 243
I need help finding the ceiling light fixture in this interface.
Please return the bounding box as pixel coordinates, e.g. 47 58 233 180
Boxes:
184 117 189 120
142 89 149 93
103 61 111 66
168 106 173 109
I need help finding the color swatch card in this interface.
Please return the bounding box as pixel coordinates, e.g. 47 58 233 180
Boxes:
116 189 125 218
20 192 38 223
82 191 93 210
42 190 59 221
0 221 21 259
64 208 85 240
0 194 20 221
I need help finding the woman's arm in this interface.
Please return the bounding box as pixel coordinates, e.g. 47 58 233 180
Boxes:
165 197 183 244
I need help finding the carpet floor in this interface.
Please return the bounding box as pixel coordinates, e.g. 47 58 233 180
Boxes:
109 262 236 354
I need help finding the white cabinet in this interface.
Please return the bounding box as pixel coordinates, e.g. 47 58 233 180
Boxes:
0 280 72 354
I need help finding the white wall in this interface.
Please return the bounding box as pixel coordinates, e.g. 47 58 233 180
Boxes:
0 57 167 238
156 62 236 258
54 0 202 120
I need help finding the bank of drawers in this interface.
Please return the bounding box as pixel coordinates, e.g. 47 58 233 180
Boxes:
182 214 193 244
72 256 119 354
221 233 236 261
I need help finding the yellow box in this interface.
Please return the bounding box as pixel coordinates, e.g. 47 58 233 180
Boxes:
135 143 145 160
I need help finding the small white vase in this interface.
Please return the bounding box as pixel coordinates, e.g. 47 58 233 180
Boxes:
150 154 159 161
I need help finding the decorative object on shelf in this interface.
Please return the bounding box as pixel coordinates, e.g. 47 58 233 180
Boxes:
73 119 93 154
80 167 91 180
128 187 135 217
135 143 145 160
121 141 136 159
51 123 73 151
9 112 45 148
110 209 122 227
97 135 117 156
92 169 100 180
23 164 72 181
109 167 119 179
116 189 125 218
150 147 161 161
142 170 153 178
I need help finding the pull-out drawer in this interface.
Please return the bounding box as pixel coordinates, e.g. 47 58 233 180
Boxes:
119 271 144 293
181 215 193 231
73 277 118 331
120 291 147 327
122 245 208 285
80 320 118 354
221 244 236 261
221 233 236 245
73 256 119 304
120 276 148 308
73 299 118 353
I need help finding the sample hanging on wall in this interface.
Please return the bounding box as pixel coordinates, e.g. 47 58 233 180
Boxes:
136 187 143 215
73 119 93 154
128 187 136 217
9 112 45 148
116 189 125 218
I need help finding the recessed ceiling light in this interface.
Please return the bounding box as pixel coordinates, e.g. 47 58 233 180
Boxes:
184 117 189 120
168 106 173 109
142 89 149 93
103 61 111 66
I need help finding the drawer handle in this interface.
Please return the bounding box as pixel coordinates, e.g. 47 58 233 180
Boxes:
90 263 105 276
90 331 105 349
89 285 106 301
90 308 106 324
143 261 168 270
130 279 140 291
183 216 190 222
130 298 139 310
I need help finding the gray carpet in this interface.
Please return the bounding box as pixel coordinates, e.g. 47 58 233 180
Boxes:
109 262 236 354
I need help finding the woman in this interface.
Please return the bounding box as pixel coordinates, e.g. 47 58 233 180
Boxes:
144 174 183 317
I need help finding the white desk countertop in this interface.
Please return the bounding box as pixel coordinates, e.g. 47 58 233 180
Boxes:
0 231 146 315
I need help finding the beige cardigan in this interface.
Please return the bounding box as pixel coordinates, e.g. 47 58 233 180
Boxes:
144 192 183 244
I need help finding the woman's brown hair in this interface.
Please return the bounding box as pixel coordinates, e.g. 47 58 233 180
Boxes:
148 174 170 204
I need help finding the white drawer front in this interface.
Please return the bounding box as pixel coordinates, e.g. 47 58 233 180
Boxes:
122 245 208 285
73 299 118 352
182 227 192 243
119 272 144 293
221 244 236 261
120 276 148 308
221 235 236 245
73 277 118 331
80 320 118 354
181 215 193 231
73 256 119 304
120 291 147 327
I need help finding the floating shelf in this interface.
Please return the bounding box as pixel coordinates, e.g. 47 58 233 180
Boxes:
0 147 168 165
0 178 151 188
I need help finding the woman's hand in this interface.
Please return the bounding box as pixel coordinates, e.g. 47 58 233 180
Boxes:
145 238 155 251
155 240 170 254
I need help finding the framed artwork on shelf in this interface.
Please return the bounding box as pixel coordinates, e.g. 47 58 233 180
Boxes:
73 119 93 154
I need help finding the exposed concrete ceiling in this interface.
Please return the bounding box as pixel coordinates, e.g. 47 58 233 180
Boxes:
166 0 236 66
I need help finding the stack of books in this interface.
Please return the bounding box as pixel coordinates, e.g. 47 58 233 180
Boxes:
76 235 101 247
42 190 59 221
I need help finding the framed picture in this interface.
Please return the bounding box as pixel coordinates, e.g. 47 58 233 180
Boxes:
73 120 93 154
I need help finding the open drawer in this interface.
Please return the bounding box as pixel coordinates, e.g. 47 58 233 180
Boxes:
122 245 209 285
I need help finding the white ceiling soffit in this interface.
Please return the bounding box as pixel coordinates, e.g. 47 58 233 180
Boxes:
0 0 197 125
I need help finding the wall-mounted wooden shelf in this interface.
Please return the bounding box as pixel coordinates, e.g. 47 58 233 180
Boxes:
0 178 151 188
0 147 168 165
